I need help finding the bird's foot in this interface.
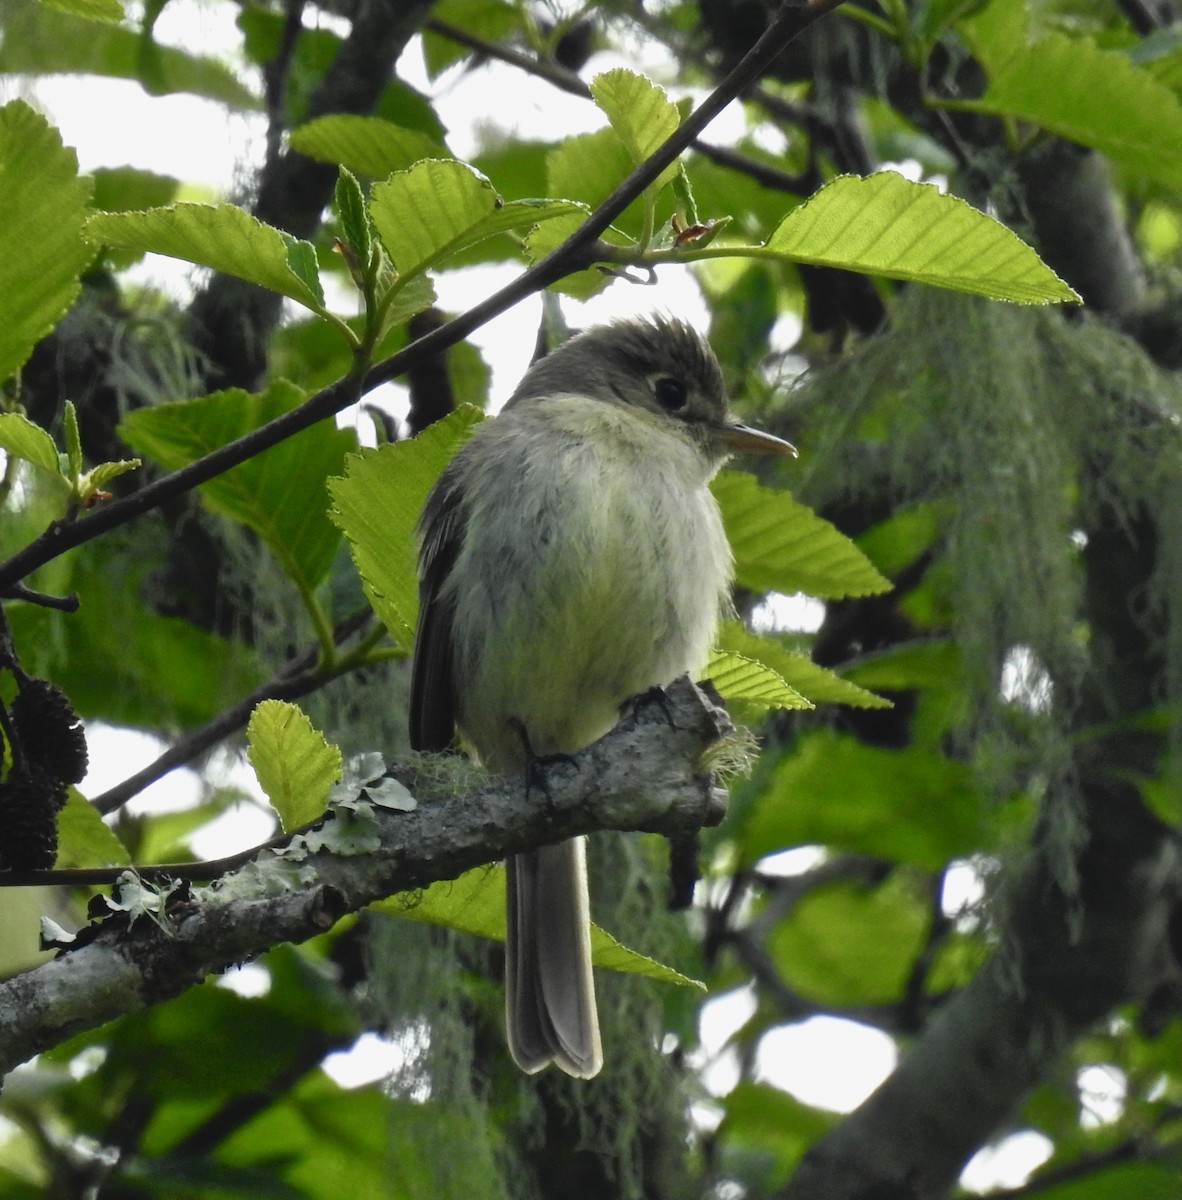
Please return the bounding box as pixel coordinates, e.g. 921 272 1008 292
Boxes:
507 718 578 812
624 683 677 726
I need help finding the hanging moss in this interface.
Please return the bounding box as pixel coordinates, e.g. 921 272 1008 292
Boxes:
789 286 1182 806
358 831 700 1200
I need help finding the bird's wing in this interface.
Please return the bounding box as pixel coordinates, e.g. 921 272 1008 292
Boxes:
408 469 464 753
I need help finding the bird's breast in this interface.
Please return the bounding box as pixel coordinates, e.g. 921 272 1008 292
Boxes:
446 401 733 768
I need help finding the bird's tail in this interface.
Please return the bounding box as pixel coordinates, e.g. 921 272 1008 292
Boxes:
505 838 603 1078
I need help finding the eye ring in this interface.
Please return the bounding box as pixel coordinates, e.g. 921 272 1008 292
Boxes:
653 376 688 412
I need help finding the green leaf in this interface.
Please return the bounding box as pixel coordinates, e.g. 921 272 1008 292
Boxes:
719 1082 834 1188
57 789 130 869
373 273 439 346
842 639 964 693
367 158 497 276
333 168 372 268
63 401 83 478
712 472 892 600
547 127 635 210
373 865 704 987
756 173 1078 304
271 316 361 394
89 168 184 268
119 381 355 594
377 866 506 935
855 502 944 579
7 543 263 731
704 650 812 710
81 458 142 492
421 0 519 77
90 166 180 214
0 414 63 477
374 77 448 142
284 240 323 308
472 139 552 208
1138 35 1182 99
956 32 1182 193
738 729 983 869
328 406 485 646
290 115 451 179
134 789 247 865
589 68 682 189
214 1073 475 1198
717 621 890 710
85 204 327 313
0 5 258 109
39 0 124 24
1019 1164 1182 1200
532 125 641 295
956 0 1028 76
0 101 94 385
247 701 342 833
368 159 584 280
524 206 608 300
591 922 704 988
1138 774 1182 828
768 875 928 1005
94 985 345 1100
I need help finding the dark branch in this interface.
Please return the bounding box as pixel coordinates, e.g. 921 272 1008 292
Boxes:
0 585 79 612
188 0 436 391
0 0 846 594
425 16 592 100
426 12 814 198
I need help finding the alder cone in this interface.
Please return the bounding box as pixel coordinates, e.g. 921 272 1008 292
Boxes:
0 765 63 871
11 679 89 787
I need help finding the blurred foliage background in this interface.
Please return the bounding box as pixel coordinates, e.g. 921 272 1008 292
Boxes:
2 0 1182 1197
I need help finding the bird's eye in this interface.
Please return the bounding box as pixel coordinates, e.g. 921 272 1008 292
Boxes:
653 377 688 412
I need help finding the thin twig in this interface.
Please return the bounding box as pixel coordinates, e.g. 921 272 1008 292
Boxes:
0 807 337 888
690 140 811 192
0 835 289 888
0 584 80 612
425 17 591 100
89 607 376 815
262 0 307 166
427 15 812 196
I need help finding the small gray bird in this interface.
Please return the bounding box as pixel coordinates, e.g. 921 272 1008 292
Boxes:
409 314 794 1077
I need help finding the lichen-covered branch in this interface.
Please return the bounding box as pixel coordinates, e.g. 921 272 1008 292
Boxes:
0 677 730 1078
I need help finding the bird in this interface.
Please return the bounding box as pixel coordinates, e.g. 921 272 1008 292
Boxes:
409 313 795 1078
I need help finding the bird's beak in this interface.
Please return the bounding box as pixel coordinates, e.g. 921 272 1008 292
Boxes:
717 421 797 457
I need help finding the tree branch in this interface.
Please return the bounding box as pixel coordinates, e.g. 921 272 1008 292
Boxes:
779 445 1182 1200
780 833 1182 1199
0 0 845 594
425 16 591 100
426 15 812 197
0 677 731 1077
188 0 436 391
1016 142 1146 319
989 1110 1182 1197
